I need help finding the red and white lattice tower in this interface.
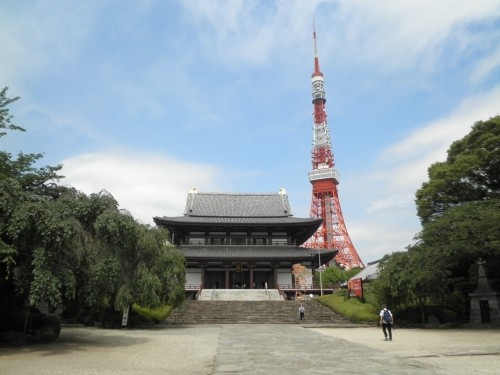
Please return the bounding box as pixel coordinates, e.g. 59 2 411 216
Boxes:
304 27 364 270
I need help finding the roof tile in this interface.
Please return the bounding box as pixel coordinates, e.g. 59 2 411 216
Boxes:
183 192 293 217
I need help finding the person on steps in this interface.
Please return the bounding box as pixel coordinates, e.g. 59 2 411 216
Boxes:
299 305 305 320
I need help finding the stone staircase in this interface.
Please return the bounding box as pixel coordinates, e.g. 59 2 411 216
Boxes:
165 298 352 326
198 288 282 301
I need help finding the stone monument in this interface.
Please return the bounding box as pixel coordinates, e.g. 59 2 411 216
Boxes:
469 258 500 325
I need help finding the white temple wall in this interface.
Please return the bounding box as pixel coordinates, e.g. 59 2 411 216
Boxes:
277 269 292 285
186 269 202 286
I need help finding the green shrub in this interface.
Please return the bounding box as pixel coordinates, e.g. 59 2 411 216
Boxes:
362 283 380 307
317 292 378 323
397 305 459 325
314 265 347 285
132 304 172 323
337 288 348 297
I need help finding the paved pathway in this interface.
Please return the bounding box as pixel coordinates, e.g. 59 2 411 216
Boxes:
313 326 500 375
1 324 499 374
213 324 445 374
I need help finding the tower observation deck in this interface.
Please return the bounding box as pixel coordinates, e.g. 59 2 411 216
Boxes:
304 27 364 270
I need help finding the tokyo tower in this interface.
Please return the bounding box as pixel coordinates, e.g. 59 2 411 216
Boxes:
305 27 364 270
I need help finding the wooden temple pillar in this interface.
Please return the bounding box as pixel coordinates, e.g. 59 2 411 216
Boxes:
225 265 230 289
249 264 254 289
201 264 206 289
273 264 278 288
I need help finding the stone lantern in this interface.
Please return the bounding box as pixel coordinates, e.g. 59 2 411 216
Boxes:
469 259 500 325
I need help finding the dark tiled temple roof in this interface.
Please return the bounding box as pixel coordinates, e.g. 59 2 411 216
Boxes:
178 245 337 260
154 216 321 225
154 190 321 227
182 191 293 217
153 190 323 246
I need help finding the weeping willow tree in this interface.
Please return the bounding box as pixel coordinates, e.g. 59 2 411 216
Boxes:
0 87 185 321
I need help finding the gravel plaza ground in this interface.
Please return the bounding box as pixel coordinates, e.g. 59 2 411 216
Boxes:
312 326 500 375
0 324 499 374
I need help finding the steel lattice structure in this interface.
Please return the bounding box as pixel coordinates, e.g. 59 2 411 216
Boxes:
304 27 365 270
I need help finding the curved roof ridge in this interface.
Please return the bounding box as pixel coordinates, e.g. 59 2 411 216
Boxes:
194 192 282 196
183 190 294 218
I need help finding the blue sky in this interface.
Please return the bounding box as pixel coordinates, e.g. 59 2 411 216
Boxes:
2 1 500 263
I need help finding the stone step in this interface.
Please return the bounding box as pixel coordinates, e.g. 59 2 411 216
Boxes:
165 300 351 325
199 289 282 301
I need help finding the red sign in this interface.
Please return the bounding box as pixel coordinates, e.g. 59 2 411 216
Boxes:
348 278 363 298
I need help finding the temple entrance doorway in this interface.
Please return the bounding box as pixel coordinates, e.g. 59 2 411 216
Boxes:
204 267 276 289
254 270 274 289
230 270 249 289
204 271 224 289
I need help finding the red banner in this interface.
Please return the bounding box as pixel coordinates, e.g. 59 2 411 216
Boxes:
348 278 363 298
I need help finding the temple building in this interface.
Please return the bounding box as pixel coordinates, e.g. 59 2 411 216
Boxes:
153 188 337 298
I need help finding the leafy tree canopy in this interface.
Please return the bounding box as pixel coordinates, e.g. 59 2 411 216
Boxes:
416 116 500 223
419 199 500 289
314 265 347 285
415 116 500 287
0 87 23 136
373 116 500 317
0 87 185 321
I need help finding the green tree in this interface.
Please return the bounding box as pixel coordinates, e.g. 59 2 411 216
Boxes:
1 87 65 311
419 199 500 295
416 116 500 224
313 265 347 285
373 253 413 309
0 87 22 136
374 246 448 319
415 116 500 308
94 210 185 311
373 116 500 319
0 87 64 197
1 87 185 323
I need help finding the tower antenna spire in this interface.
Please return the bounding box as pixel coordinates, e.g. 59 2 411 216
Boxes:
304 25 364 270
313 21 321 75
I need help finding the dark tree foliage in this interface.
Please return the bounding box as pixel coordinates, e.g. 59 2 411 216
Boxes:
416 116 500 224
0 87 22 136
373 247 448 314
373 116 500 318
313 265 347 285
0 87 185 324
420 199 500 291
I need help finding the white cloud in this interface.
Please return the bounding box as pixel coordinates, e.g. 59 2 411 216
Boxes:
348 86 500 262
0 2 99 85
178 0 500 89
61 150 225 225
469 49 500 85
3 0 498 87
380 85 500 188
348 215 418 262
181 0 317 67
333 0 500 74
366 194 415 213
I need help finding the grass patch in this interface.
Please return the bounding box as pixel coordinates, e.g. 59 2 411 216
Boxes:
317 292 379 324
132 304 172 323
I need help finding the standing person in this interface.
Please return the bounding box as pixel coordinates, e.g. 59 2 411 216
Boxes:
299 305 305 320
379 304 393 341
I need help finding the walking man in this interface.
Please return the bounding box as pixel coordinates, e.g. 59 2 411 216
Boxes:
299 305 305 320
379 304 393 341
